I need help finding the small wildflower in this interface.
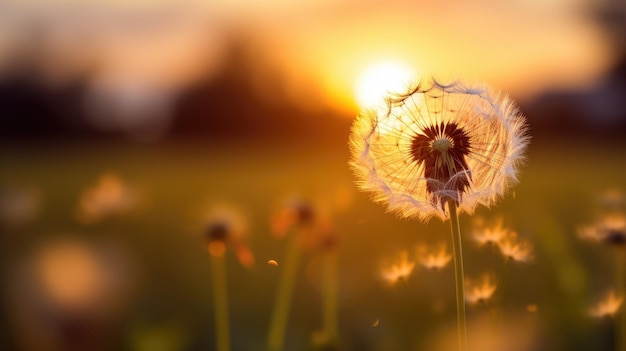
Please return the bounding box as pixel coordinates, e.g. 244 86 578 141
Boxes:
465 274 497 305
471 216 509 246
380 250 415 285
498 231 533 262
579 213 626 247
76 173 137 224
350 77 529 221
589 290 623 318
271 196 338 252
203 205 254 267
270 197 315 238
417 243 452 270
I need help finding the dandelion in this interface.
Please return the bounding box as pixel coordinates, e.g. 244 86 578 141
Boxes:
497 231 533 263
203 205 254 267
350 77 528 350
580 211 626 351
465 274 497 306
380 250 416 285
203 205 253 351
589 290 623 318
417 243 452 270
579 213 626 248
270 197 315 238
268 197 318 351
75 173 137 224
350 78 528 222
471 216 509 247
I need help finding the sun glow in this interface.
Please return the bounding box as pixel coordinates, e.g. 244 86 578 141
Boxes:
355 61 416 109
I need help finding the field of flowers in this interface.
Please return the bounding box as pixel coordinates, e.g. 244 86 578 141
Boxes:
1 135 625 351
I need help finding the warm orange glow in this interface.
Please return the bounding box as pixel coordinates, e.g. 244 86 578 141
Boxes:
208 241 227 257
36 242 105 309
355 61 416 109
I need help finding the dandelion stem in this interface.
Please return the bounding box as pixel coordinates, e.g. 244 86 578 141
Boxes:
268 230 302 351
615 249 625 351
448 199 467 351
210 252 230 351
322 249 340 346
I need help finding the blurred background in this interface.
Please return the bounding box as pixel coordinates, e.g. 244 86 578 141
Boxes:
2 0 626 350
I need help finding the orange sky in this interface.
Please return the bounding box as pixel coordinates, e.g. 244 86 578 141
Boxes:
0 0 614 115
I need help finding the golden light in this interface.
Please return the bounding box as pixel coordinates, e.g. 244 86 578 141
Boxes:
355 61 416 109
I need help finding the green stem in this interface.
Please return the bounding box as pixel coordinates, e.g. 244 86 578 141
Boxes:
268 231 302 351
448 199 467 351
211 253 230 351
615 249 625 351
322 249 339 346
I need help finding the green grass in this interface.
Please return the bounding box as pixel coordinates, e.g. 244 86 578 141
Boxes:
1 139 625 351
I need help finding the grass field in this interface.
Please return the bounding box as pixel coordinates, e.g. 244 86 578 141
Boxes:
1 137 626 351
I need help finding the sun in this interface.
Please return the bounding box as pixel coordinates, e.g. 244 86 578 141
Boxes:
355 61 416 109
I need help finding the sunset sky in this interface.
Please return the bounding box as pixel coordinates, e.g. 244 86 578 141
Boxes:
0 0 615 117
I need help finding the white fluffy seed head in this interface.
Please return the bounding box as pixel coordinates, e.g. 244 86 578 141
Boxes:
349 77 530 222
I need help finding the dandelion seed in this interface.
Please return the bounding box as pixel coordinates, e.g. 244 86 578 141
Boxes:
417 243 452 270
498 231 533 263
380 250 415 285
350 77 529 221
579 213 626 248
589 290 623 318
465 274 497 305
471 216 509 246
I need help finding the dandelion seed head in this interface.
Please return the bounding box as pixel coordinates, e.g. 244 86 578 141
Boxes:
579 213 626 248
465 274 497 305
202 205 254 266
271 197 316 237
471 216 509 246
417 243 452 270
498 231 533 263
350 77 529 221
589 290 623 318
203 206 245 243
380 250 415 286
